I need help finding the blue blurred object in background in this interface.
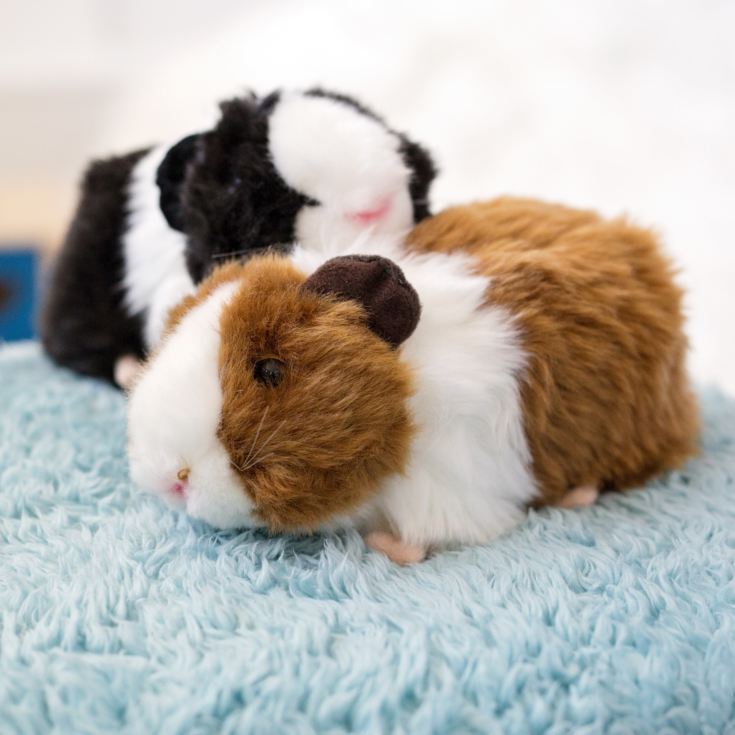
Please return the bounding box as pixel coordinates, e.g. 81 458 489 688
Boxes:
0 247 38 342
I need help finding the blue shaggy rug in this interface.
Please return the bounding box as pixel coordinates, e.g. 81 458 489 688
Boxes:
1 343 734 735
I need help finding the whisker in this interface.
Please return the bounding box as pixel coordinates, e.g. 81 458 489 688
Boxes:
212 242 288 261
254 419 286 457
211 249 253 260
239 452 275 473
244 419 286 470
243 406 269 466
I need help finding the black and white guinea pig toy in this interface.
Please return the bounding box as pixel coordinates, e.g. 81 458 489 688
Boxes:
40 88 436 387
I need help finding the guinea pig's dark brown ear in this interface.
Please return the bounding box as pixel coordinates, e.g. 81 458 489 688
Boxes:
156 133 202 231
301 255 421 347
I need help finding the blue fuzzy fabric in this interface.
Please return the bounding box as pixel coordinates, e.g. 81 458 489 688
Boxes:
1 343 734 735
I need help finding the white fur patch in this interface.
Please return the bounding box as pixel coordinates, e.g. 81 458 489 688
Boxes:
127 282 257 530
122 145 196 349
376 256 536 547
268 92 414 249
291 241 537 548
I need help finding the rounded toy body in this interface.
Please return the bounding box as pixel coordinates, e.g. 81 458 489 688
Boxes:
406 197 699 506
127 198 698 561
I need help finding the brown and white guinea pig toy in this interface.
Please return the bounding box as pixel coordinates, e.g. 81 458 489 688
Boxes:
127 197 699 564
40 88 435 388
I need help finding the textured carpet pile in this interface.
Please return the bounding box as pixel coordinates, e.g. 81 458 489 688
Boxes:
1 343 734 734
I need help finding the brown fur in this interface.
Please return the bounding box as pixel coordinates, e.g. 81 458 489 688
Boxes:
407 197 699 504
212 256 416 531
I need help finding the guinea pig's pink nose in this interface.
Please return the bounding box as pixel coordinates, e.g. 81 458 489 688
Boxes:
347 196 392 225
169 468 190 499
169 481 187 498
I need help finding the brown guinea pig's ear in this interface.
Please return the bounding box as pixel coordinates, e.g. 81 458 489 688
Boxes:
301 255 421 347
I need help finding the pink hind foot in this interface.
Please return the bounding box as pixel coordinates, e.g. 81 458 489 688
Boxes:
559 484 600 509
364 531 427 565
114 354 143 391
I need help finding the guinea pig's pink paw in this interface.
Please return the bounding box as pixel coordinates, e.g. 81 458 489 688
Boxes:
364 531 427 565
558 484 599 509
114 354 143 391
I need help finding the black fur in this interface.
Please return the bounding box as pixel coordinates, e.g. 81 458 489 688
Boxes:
40 149 150 383
156 134 201 231
304 87 383 122
177 95 313 282
397 137 436 222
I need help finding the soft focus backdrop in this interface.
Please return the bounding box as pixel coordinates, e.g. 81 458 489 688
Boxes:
1 0 733 392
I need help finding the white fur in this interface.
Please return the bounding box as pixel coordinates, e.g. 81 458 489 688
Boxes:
268 92 415 250
291 241 538 548
122 145 196 349
128 282 257 530
374 259 535 547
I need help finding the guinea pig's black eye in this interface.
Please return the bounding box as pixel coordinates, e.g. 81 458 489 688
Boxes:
226 174 243 194
253 358 285 388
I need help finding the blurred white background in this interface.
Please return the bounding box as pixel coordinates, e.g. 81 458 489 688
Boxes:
1 0 733 392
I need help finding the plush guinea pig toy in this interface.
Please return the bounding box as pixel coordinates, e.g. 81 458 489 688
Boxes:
40 88 436 388
127 197 699 564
